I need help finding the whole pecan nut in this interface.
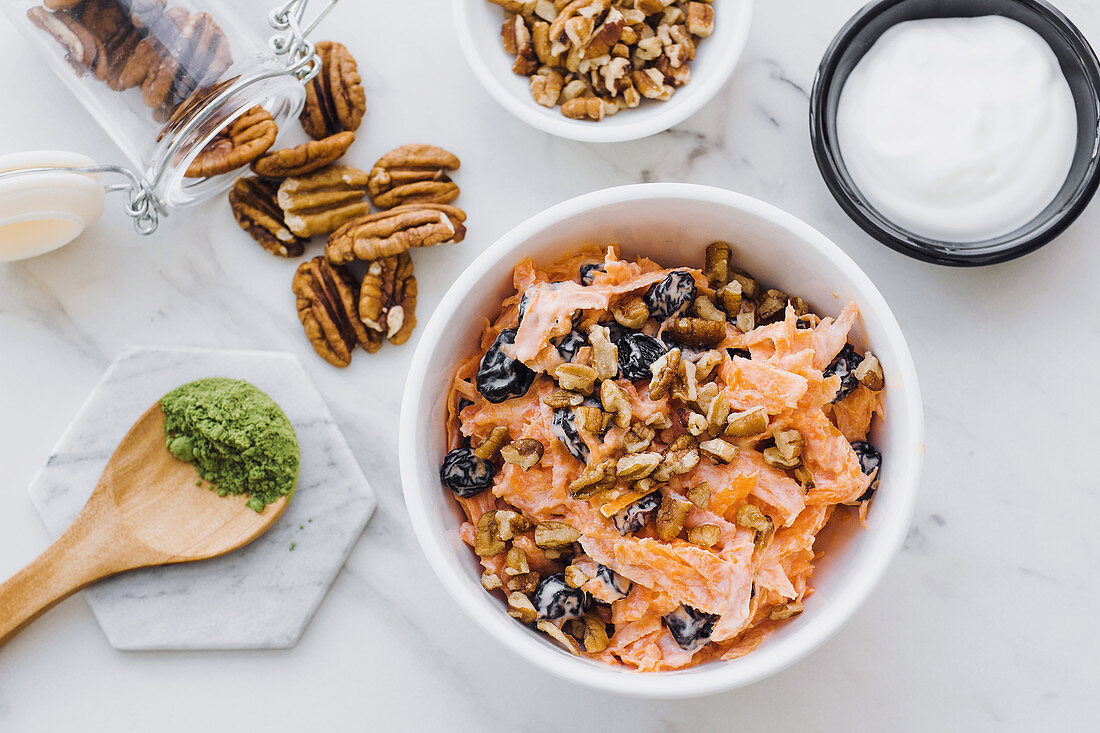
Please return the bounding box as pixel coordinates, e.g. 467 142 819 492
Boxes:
358 251 418 345
325 204 467 264
185 105 277 178
252 131 355 178
367 144 461 209
292 256 380 367
28 7 99 75
300 41 366 140
277 164 372 238
229 177 307 258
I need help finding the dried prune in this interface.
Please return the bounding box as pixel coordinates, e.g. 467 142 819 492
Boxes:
476 329 536 403
824 343 864 403
603 320 633 345
644 271 697 320
552 407 589 464
534 572 590 621
595 564 631 600
612 491 660 535
580 263 605 285
728 348 752 360
851 441 881 501
439 447 496 498
555 330 587 361
618 333 668 380
662 605 718 651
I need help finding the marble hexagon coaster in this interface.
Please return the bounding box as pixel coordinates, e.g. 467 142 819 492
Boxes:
27 346 376 650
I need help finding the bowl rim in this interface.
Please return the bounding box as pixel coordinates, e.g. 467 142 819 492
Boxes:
809 0 1100 267
452 0 755 143
399 183 924 697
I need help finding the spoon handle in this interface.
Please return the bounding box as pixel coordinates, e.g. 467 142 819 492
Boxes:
0 498 127 648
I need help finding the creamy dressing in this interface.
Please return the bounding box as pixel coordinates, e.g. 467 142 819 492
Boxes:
837 16 1077 242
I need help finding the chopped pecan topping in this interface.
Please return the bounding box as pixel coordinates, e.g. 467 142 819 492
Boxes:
726 407 768 438
769 601 805 621
698 437 738 464
731 271 759 302
368 144 461 209
693 296 726 322
474 426 512 461
357 251 418 345
616 452 661 480
501 438 545 469
300 40 366 139
506 571 540 594
693 350 724 383
543 389 584 408
587 324 619 380
508 593 538 624
564 564 588 588
686 1 715 36
735 504 774 549
621 423 655 453
854 352 884 391
535 521 582 549
686 481 710 508
502 14 538 75
568 459 617 499
325 204 467 264
735 311 755 333
599 379 632 428
251 131 355 178
582 613 610 653
656 494 692 541
278 165 372 238
554 363 598 395
652 439 699 481
576 405 610 433
756 288 791 324
481 570 503 591
705 391 729 436
228 177 306 258
664 317 725 347
504 545 530 576
292 256 379 368
793 466 815 492
475 511 507 557
763 428 804 470
185 106 275 178
703 240 730 288
612 295 649 329
536 620 582 654
715 280 742 315
687 524 721 547
495 509 530 540
648 347 681 400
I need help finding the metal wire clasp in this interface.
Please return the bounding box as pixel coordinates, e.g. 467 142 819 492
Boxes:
268 0 340 82
0 164 161 235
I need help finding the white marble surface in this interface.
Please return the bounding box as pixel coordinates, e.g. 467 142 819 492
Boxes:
1 0 1098 729
28 347 376 650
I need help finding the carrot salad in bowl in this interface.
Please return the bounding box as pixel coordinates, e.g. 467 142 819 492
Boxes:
439 242 885 671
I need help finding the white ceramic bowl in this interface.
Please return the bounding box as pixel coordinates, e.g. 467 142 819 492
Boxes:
399 183 923 697
453 0 754 142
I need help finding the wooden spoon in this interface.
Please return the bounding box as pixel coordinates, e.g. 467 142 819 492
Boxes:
0 403 289 647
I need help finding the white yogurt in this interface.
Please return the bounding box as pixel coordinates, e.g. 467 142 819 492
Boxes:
837 16 1077 243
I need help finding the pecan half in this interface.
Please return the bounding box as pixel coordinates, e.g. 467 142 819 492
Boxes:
367 144 461 209
228 177 307 258
358 251 418 345
325 204 467 264
277 165 373 238
185 106 277 178
300 41 366 139
251 131 355 178
292 256 379 367
28 7 99 75
664 317 725 347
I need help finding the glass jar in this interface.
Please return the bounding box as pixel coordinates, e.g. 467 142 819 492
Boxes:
0 0 334 234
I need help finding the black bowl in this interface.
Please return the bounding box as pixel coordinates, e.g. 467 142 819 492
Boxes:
810 0 1100 266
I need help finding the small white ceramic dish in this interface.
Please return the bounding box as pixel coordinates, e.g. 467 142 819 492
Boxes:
453 0 754 142
399 183 923 697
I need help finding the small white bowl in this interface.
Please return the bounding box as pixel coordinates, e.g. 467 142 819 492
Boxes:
399 184 923 697
453 0 754 142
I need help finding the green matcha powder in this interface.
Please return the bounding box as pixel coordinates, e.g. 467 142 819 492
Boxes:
161 378 300 512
